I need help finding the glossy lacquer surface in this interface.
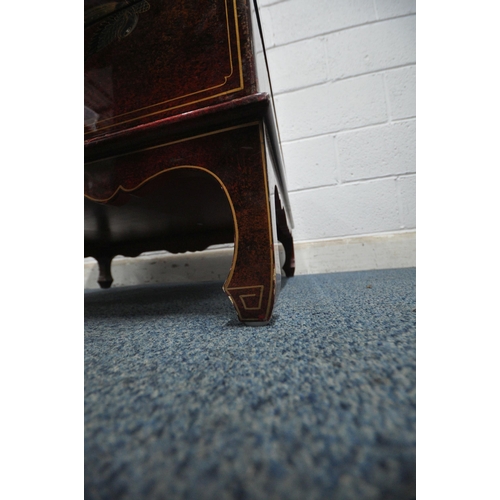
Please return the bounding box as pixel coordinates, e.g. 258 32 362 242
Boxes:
84 0 295 323
84 0 256 138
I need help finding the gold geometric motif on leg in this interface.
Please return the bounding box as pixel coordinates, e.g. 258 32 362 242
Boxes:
226 285 264 311
225 284 272 324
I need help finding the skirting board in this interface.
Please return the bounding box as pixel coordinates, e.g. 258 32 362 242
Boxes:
84 230 416 289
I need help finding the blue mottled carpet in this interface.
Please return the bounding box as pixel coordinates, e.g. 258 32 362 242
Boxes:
85 268 416 499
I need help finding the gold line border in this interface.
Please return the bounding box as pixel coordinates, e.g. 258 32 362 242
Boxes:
226 285 264 311
258 122 276 321
85 121 260 166
92 0 235 125
85 121 274 322
85 164 240 296
85 0 244 135
220 123 275 322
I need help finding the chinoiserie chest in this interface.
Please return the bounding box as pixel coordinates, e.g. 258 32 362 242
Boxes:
84 0 294 324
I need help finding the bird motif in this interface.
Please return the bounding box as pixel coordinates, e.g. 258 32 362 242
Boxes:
85 0 151 60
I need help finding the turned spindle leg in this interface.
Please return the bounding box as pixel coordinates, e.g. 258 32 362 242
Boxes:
96 255 113 289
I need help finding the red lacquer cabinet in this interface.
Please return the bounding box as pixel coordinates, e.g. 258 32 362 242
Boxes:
84 0 295 324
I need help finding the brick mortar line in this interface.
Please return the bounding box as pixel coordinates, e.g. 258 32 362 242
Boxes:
279 119 391 144
280 116 416 146
263 13 416 50
273 63 416 97
287 173 416 194
383 72 393 123
396 170 405 229
257 0 287 7
293 228 416 245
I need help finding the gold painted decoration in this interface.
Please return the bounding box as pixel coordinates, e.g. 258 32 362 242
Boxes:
85 0 151 60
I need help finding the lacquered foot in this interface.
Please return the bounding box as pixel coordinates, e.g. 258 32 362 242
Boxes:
275 188 295 277
96 255 113 289
225 283 275 324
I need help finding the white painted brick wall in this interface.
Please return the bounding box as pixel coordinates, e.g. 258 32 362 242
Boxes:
264 0 377 46
290 178 402 240
275 74 388 141
325 17 416 80
258 0 416 243
336 121 416 181
385 66 416 120
282 135 338 191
